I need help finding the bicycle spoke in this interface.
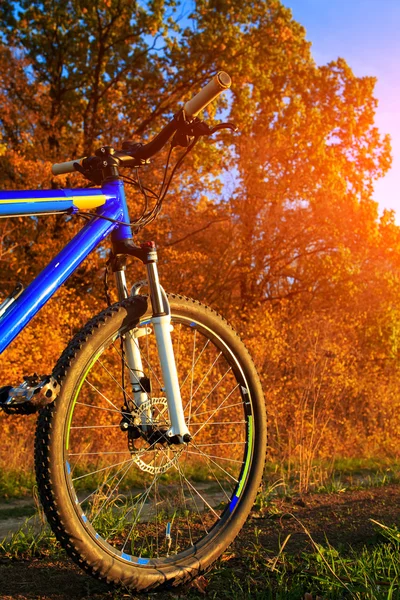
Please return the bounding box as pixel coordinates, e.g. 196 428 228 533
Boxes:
97 358 136 405
92 460 134 524
185 449 244 464
174 451 194 547
111 338 163 395
183 350 223 413
68 451 131 456
172 463 221 520
84 379 121 412
72 458 133 482
192 384 241 437
188 367 233 419
189 420 246 427
189 441 241 482
121 472 163 554
191 354 226 402
70 424 121 429
76 401 123 415
79 458 134 507
194 452 232 503
187 329 197 425
173 453 210 535
125 332 164 391
62 307 258 568
194 401 244 417
179 337 210 392
194 441 246 447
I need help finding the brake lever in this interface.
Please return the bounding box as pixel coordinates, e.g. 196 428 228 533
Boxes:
172 114 238 148
208 122 238 134
73 157 103 185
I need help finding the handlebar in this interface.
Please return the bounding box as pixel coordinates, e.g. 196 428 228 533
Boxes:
51 72 231 176
52 157 87 176
184 72 231 117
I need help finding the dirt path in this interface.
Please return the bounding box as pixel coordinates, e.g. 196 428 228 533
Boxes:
251 483 400 554
0 498 38 540
0 484 399 599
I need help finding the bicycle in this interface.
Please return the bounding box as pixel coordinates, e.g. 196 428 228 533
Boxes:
0 72 266 592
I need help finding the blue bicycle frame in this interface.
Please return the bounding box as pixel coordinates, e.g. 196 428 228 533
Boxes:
0 179 132 354
0 178 190 439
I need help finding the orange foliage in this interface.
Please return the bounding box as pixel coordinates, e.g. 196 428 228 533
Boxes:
0 0 398 484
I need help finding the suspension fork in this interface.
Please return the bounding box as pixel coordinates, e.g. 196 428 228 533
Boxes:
112 241 190 442
114 267 150 429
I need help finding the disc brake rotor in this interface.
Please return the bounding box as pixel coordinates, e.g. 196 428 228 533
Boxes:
129 397 184 475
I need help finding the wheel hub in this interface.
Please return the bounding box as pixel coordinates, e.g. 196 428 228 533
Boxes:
127 397 185 474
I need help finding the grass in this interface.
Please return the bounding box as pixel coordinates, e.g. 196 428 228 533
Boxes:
254 459 400 513
0 514 60 560
68 458 230 494
0 457 399 598
0 467 36 499
263 457 400 497
1 456 398 500
0 514 399 599
178 520 400 600
202 531 400 599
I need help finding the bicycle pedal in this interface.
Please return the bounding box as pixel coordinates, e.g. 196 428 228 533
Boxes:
0 375 60 415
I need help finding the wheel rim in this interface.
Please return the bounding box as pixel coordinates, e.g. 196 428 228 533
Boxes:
64 312 255 565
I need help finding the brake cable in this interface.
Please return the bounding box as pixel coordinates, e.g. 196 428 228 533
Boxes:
74 120 236 229
75 136 200 229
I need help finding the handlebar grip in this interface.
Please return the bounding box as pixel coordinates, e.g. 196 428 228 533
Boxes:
184 71 231 118
52 157 86 176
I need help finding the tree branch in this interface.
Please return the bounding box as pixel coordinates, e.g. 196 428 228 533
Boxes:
162 218 228 247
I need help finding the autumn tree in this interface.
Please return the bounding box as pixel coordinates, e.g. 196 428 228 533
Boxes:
0 0 398 481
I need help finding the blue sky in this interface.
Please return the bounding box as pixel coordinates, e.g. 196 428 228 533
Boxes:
282 0 400 218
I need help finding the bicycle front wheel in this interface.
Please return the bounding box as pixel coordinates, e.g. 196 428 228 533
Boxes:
35 294 266 592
